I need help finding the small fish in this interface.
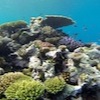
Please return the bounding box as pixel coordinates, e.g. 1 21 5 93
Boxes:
79 40 82 42
74 33 78 36
72 33 79 39
82 26 87 31
73 24 78 27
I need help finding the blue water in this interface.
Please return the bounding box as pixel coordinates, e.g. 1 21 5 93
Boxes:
0 0 100 44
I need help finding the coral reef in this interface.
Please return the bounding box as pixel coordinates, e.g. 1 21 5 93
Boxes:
0 15 100 100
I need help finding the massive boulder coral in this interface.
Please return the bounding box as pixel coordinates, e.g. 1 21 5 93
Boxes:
0 36 21 56
0 20 27 37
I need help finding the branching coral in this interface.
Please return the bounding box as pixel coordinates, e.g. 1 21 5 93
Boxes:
5 80 44 100
44 76 66 94
0 72 32 96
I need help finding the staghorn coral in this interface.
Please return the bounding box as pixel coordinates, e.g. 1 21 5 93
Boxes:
0 72 32 96
5 80 44 100
44 76 66 94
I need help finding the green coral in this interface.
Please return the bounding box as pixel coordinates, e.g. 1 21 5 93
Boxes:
0 72 32 96
44 76 66 94
5 80 44 100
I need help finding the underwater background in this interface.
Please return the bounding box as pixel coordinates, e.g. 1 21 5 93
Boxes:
0 0 100 44
1 0 100 100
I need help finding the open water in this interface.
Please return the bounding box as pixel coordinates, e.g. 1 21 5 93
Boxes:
0 0 100 44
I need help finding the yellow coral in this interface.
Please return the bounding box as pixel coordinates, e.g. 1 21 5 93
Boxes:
44 76 66 94
0 72 32 96
5 80 44 100
61 72 70 83
79 73 88 82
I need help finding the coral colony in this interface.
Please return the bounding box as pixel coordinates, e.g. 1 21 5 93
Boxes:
0 15 100 100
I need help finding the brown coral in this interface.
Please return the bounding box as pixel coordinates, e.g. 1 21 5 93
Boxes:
41 15 75 28
34 40 55 49
41 26 55 35
61 72 70 83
